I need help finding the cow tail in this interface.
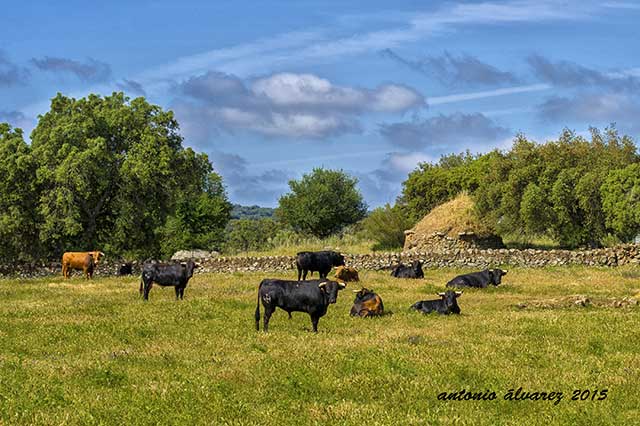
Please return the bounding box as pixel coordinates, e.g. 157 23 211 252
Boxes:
255 281 262 331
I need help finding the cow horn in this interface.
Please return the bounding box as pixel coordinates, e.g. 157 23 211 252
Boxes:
318 282 327 288
503 269 508 274
437 292 446 297
455 291 463 296
352 289 360 293
337 281 346 288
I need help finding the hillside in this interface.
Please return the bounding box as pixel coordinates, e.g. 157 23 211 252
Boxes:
231 204 275 220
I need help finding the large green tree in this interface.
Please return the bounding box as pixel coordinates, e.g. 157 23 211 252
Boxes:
277 168 367 238
601 163 640 242
30 92 231 259
0 124 40 261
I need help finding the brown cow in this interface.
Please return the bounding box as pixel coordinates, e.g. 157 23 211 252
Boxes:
61 251 105 279
350 288 384 317
334 266 360 282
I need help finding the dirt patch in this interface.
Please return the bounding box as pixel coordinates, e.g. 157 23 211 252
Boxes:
516 295 639 310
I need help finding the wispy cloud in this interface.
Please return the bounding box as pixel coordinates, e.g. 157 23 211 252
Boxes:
381 49 519 87
528 54 640 91
537 92 640 132
379 112 511 150
428 84 552 105
138 0 593 90
31 56 111 82
0 50 30 87
116 79 146 96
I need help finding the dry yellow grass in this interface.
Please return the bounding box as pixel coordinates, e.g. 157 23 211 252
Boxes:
409 192 495 238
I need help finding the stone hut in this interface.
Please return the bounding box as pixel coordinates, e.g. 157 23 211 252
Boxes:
403 193 504 252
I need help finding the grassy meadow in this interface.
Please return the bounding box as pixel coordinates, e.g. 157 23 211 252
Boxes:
0 267 639 425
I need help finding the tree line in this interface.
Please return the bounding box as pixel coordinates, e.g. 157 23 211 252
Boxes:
2 92 639 262
399 127 640 248
0 93 371 262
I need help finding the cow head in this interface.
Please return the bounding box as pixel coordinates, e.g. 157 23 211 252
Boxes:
182 260 198 278
352 287 374 302
331 251 346 267
336 266 359 282
490 269 507 285
90 251 105 265
437 290 463 313
411 260 424 278
319 280 346 304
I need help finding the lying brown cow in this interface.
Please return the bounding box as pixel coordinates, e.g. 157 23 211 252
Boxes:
350 288 384 317
334 266 360 282
61 251 104 279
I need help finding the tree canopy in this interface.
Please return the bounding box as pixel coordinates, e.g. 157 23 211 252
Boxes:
277 168 367 238
2 92 231 261
400 127 640 248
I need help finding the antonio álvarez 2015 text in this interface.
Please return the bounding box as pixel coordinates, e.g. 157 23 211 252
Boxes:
437 388 608 405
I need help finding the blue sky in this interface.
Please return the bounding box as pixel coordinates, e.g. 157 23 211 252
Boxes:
2 0 640 207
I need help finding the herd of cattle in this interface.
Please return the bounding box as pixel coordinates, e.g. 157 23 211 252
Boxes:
60 249 508 332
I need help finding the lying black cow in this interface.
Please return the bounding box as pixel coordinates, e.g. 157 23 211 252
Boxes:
139 260 198 301
411 290 463 315
391 260 424 279
255 278 346 332
296 251 345 280
446 269 508 288
118 262 133 276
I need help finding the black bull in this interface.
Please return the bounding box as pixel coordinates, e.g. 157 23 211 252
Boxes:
446 269 508 288
296 251 345 280
139 260 198 300
411 290 463 315
255 279 346 332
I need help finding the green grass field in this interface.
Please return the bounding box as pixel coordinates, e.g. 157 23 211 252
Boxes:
1 267 639 425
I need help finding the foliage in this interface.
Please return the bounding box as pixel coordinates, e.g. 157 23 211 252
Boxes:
5 92 231 261
223 218 281 253
277 168 368 238
231 204 275 220
0 124 40 261
400 126 640 248
601 163 640 242
361 204 414 250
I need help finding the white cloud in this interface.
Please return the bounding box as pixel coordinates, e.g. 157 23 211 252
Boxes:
175 71 423 139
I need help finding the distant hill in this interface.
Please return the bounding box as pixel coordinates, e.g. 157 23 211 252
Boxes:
231 204 276 220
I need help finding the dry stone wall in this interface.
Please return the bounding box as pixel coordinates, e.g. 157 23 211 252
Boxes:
1 245 638 278
196 244 640 273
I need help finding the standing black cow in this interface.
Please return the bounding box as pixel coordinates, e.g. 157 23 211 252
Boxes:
139 260 198 301
296 251 345 280
390 260 424 279
255 278 346 332
446 269 508 288
410 290 463 315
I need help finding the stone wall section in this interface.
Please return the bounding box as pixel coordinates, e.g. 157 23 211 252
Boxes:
2 244 638 278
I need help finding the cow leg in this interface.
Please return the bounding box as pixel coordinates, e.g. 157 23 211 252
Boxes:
310 315 320 333
263 306 275 332
174 286 180 300
302 270 308 280
143 281 153 301
180 287 185 300
287 311 292 319
297 265 302 281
